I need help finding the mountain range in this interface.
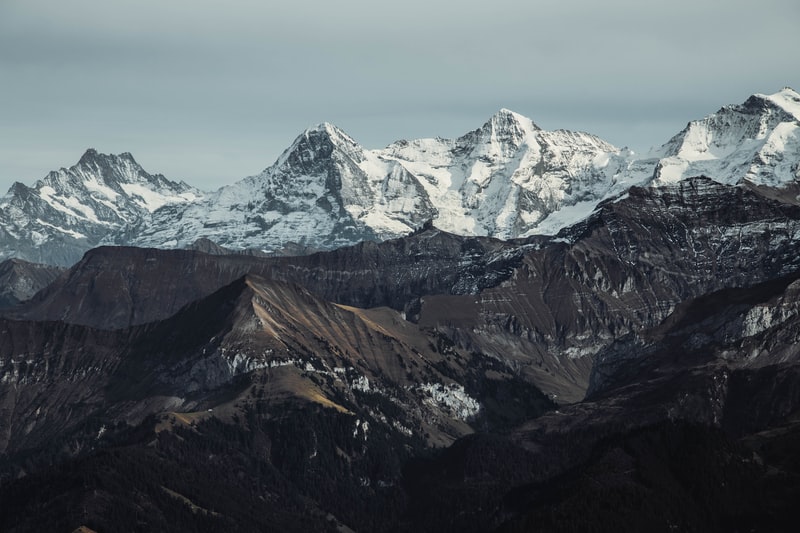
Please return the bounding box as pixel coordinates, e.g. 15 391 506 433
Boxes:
2 87 798 267
1 87 800 531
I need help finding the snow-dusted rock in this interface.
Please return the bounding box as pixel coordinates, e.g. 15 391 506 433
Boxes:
0 149 200 265
651 87 800 188
380 108 626 238
130 109 624 251
126 87 800 252
132 123 436 251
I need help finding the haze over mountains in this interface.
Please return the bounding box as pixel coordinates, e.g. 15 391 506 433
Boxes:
2 87 798 267
1 87 800 531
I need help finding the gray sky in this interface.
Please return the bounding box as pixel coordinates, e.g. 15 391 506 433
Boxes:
1 0 798 193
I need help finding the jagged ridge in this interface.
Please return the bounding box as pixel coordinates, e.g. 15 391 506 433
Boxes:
1 88 799 266
0 149 200 265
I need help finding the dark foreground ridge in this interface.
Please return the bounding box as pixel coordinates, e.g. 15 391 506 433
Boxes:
2 174 800 531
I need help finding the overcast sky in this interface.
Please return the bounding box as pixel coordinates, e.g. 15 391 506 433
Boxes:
1 0 798 193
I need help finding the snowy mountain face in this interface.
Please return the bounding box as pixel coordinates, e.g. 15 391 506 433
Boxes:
133 124 436 251
0 149 200 265
2 88 799 265
131 109 625 252
379 109 629 239
651 87 800 189
131 88 799 254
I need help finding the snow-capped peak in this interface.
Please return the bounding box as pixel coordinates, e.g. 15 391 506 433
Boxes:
647 87 800 187
495 108 541 131
302 122 359 146
6 87 800 267
78 147 103 164
75 148 143 174
270 121 365 175
759 86 800 122
476 108 541 146
0 149 202 265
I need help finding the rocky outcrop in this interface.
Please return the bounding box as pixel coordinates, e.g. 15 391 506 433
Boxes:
587 269 800 403
418 178 800 402
0 258 64 308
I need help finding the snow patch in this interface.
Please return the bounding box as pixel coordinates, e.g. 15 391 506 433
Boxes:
225 352 271 375
83 175 120 201
526 200 601 236
417 382 480 421
120 183 193 212
38 186 102 223
353 419 369 440
351 375 371 393
35 219 86 239
741 304 797 338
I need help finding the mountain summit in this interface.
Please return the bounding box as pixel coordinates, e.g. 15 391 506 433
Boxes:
0 150 200 265
652 87 800 188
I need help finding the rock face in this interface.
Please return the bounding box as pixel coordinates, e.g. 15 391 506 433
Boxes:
0 149 200 266
399 267 800 533
587 270 800 403
10 229 529 329
0 258 64 308
418 177 800 402
131 124 433 252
